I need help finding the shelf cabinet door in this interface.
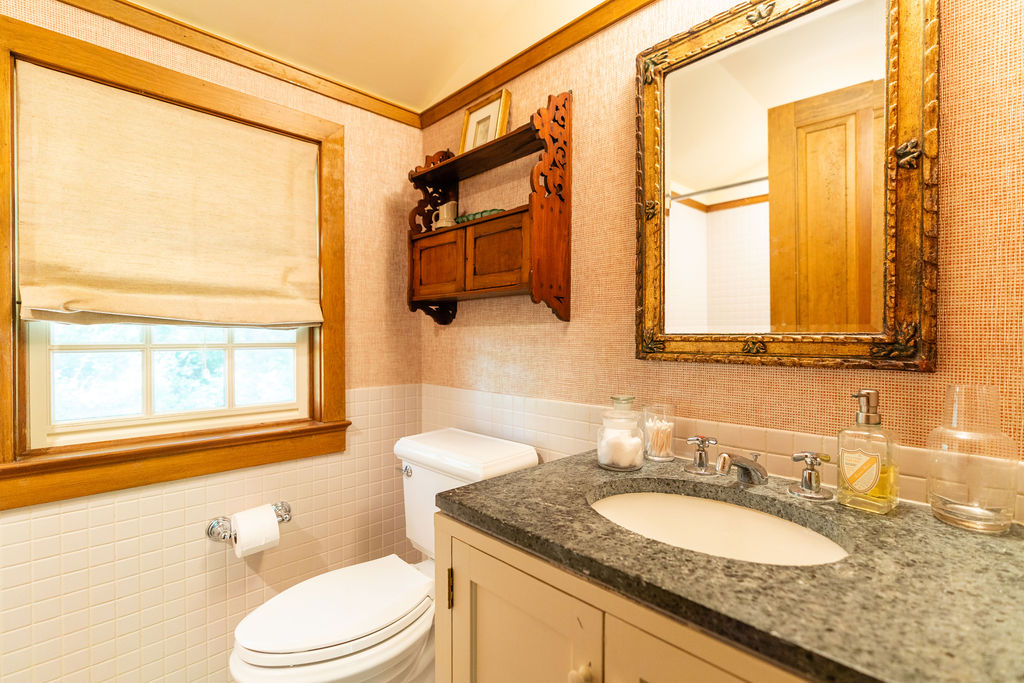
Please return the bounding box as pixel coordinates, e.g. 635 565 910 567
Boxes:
465 212 529 291
451 538 603 683
605 616 742 683
411 229 465 299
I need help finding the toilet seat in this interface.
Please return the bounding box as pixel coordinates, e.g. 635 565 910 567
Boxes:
234 554 432 668
237 596 432 667
229 604 434 683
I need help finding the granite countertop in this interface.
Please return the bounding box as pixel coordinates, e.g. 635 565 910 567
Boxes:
436 452 1024 682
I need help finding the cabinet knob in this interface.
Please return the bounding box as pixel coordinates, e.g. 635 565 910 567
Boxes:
567 663 594 683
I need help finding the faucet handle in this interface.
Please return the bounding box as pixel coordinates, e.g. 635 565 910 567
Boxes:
789 452 833 501
792 451 830 468
684 435 718 476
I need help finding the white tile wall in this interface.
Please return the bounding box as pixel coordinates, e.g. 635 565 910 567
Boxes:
4 382 1022 681
664 203 709 333
705 203 771 333
0 385 421 682
662 202 771 334
422 383 1024 519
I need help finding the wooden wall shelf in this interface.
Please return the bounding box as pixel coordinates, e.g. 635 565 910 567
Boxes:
407 92 572 325
409 124 545 186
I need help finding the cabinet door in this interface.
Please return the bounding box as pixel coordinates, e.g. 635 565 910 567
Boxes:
411 229 465 299
451 538 603 683
605 616 741 683
465 212 529 291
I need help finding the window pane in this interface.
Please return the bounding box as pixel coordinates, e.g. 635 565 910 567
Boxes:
52 351 143 422
153 350 226 414
50 322 142 345
234 349 296 406
151 326 228 345
233 328 297 343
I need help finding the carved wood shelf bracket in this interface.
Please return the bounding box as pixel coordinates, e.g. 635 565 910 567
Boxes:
528 92 573 322
409 150 457 234
409 301 458 325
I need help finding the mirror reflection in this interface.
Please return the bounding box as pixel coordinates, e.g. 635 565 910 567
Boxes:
663 0 886 334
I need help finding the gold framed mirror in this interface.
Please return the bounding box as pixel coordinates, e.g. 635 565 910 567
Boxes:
635 0 937 370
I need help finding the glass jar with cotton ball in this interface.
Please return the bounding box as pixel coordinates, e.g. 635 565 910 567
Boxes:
597 410 644 471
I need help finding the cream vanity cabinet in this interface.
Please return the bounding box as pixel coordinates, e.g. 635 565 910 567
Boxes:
435 514 803 683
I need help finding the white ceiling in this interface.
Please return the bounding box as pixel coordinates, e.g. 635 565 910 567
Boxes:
129 0 607 111
666 0 886 203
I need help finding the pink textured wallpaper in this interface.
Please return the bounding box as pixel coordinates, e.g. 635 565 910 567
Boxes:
420 0 1024 455
0 0 424 390
0 3 425 678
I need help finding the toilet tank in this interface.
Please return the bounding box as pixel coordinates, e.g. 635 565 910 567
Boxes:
394 428 538 557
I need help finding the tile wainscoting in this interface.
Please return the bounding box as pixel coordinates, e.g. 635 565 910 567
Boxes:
0 385 421 682
3 381 1021 681
421 384 1024 522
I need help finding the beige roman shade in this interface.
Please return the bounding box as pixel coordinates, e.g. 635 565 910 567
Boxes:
15 60 323 327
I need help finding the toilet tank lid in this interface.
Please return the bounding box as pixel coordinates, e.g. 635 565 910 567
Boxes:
395 428 538 481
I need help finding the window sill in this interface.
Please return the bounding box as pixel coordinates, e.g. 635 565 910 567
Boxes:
0 419 350 509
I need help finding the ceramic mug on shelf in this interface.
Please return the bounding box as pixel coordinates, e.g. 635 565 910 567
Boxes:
431 201 458 229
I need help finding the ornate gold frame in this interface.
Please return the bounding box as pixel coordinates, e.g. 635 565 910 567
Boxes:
635 0 938 370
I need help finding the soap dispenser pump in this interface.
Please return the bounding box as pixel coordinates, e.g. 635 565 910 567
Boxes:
837 389 900 514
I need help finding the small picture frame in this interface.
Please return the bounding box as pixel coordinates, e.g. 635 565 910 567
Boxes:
458 89 511 153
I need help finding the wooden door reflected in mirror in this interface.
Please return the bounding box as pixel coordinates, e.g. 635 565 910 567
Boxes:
768 79 885 333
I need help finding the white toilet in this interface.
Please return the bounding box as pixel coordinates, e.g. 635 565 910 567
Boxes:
229 428 538 682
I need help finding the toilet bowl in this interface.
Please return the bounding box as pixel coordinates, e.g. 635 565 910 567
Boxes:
229 429 538 682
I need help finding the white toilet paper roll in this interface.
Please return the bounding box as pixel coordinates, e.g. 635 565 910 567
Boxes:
231 504 280 558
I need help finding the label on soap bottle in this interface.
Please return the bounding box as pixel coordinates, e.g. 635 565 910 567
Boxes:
840 448 880 494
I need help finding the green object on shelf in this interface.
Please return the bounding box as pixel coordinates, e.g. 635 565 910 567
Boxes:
455 209 503 224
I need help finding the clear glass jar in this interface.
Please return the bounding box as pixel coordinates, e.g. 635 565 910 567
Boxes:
642 403 675 462
609 395 636 410
926 385 1018 534
597 410 644 471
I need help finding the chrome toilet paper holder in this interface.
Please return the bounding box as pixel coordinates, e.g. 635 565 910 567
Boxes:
206 501 292 543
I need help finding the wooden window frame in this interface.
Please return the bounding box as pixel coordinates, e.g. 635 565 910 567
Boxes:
0 16 348 510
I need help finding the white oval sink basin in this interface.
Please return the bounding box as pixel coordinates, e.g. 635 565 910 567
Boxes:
591 492 848 566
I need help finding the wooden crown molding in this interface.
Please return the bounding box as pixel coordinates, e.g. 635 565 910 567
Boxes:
57 0 421 127
419 0 658 127
56 0 659 129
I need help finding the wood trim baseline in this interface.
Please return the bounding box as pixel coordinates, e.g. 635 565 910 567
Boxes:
675 198 708 213
419 0 659 127
706 193 769 212
56 0 421 127
668 194 769 214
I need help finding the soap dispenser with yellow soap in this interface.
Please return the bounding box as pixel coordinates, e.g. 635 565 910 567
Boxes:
837 389 899 514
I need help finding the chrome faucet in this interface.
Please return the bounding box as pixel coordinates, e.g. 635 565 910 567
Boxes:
715 452 768 486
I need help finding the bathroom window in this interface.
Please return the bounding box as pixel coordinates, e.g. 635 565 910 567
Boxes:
0 25 348 510
26 323 310 449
